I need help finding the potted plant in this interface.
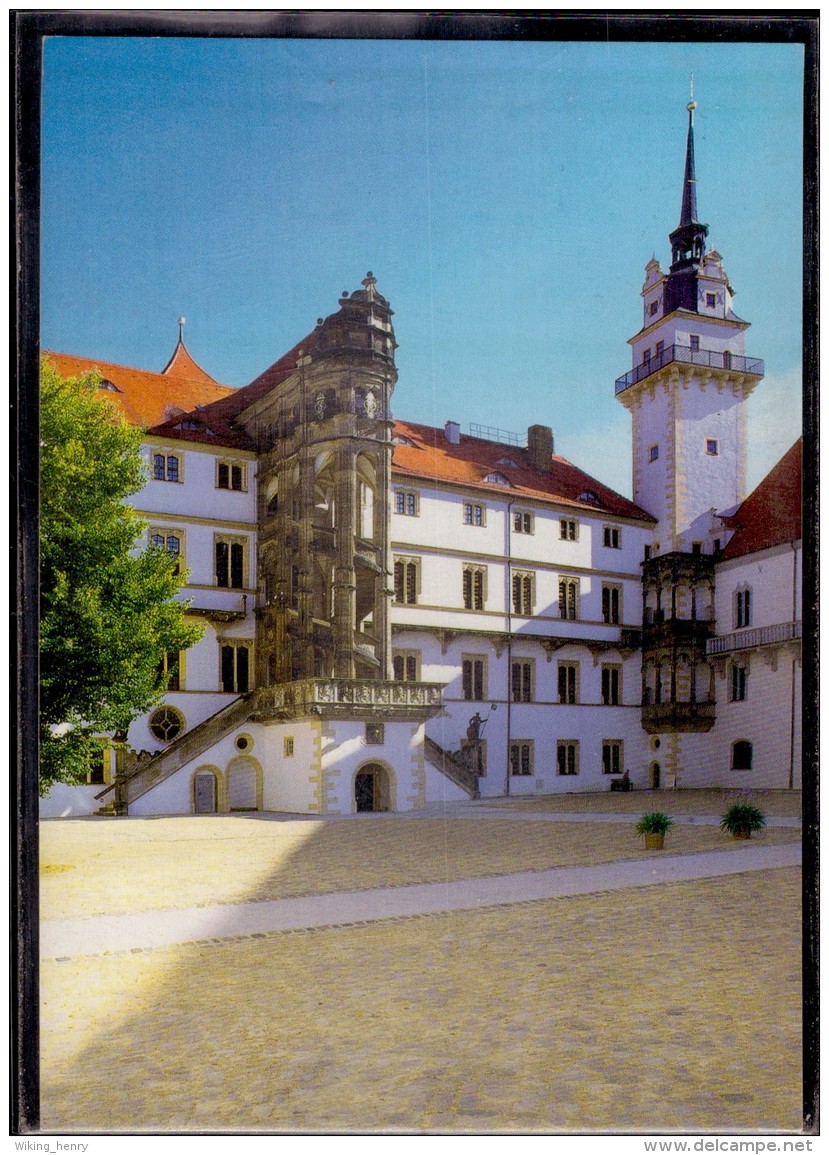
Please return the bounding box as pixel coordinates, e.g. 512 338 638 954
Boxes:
635 811 675 850
720 803 766 840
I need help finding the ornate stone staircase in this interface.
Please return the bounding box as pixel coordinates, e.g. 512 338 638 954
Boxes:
95 694 253 813
423 734 480 800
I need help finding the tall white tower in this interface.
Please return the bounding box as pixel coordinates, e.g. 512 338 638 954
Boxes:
616 97 764 554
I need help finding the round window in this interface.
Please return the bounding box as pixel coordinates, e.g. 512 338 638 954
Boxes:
235 735 251 752
650 736 661 751
149 705 185 743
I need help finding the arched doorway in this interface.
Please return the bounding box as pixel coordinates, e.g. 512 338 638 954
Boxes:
650 761 661 789
193 768 219 815
227 756 261 811
354 762 393 813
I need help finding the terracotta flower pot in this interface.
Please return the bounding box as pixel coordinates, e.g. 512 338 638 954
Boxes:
644 832 665 849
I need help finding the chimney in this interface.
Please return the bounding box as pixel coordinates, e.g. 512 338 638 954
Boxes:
527 424 554 471
444 421 461 445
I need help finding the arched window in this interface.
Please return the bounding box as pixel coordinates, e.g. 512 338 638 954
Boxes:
732 741 753 771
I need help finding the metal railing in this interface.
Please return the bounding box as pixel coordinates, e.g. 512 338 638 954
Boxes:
615 345 764 395
468 423 525 446
707 620 801 656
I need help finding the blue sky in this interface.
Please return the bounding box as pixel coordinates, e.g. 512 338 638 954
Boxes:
40 35 804 496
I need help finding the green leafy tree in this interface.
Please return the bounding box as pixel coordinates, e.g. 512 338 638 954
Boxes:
39 357 202 792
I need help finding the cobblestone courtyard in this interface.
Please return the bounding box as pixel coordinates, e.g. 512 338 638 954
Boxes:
39 791 804 1134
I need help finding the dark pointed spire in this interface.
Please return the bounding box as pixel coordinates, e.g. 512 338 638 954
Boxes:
679 95 699 227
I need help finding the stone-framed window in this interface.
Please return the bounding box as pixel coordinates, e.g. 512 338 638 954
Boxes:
219 639 253 693
558 661 579 704
601 664 622 705
393 556 420 604
394 490 419 516
558 577 580 620
393 650 420 682
511 659 534 703
512 570 534 616
513 510 533 534
149 526 184 575
365 723 385 746
150 449 182 483
730 662 748 702
149 704 185 744
734 586 752 629
463 501 486 526
284 737 295 757
560 518 578 541
216 459 247 491
509 740 533 777
557 740 579 776
462 655 487 701
463 565 487 610
602 740 624 776
603 526 621 549
215 534 248 589
157 650 182 692
602 584 622 624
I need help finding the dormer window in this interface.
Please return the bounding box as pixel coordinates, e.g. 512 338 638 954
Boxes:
392 435 417 447
496 457 519 468
578 490 600 505
483 471 510 486
98 378 120 392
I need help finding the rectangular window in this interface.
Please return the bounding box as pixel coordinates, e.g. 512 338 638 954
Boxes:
220 641 251 693
560 519 578 541
692 541 703 555
601 665 621 705
463 502 485 526
644 544 652 561
215 537 246 589
152 452 181 483
706 292 716 308
393 558 419 604
512 571 534 616
649 300 659 317
462 656 486 702
511 659 533 703
649 444 659 463
642 347 651 364
731 665 748 702
735 588 752 628
157 651 181 692
463 566 486 610
150 528 183 575
690 334 700 351
513 511 533 534
558 662 578 705
603 526 621 549
602 584 622 624
284 737 295 757
393 651 420 682
706 439 719 456
217 460 246 490
557 741 579 776
559 578 579 620
602 740 623 775
395 490 418 516
655 340 664 357
509 741 533 777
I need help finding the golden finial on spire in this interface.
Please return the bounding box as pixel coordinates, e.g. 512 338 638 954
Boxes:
687 73 697 117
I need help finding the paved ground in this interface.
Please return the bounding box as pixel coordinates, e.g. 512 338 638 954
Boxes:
38 791 804 1135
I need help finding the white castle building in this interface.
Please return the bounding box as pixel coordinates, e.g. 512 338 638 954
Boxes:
41 101 802 818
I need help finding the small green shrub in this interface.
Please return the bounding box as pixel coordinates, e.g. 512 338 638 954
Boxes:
635 812 675 836
720 803 766 836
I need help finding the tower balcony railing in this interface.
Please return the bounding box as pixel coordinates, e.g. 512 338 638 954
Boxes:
707 620 801 656
615 345 764 395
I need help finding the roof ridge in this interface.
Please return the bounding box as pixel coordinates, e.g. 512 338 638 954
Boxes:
44 349 234 390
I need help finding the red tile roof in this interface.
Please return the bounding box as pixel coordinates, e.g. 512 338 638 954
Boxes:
721 439 802 560
391 420 654 522
43 351 236 431
160 338 220 385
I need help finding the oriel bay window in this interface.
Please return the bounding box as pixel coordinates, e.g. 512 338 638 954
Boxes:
215 536 247 589
463 565 486 610
220 640 253 693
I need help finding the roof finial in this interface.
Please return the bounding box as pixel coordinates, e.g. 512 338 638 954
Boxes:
178 316 186 343
687 73 697 123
